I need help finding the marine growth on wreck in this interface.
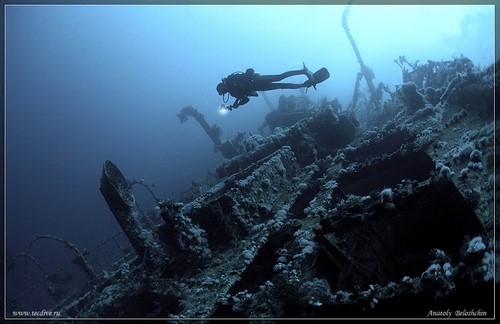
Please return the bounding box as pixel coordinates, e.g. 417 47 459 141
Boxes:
5 5 497 319
6 53 496 320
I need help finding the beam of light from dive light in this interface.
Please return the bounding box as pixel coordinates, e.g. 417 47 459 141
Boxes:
218 104 229 115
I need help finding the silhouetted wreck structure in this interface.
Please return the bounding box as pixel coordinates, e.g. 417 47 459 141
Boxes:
177 105 243 159
263 94 315 131
7 54 495 319
27 56 491 319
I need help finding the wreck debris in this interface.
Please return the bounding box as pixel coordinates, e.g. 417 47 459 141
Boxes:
28 235 98 282
9 235 99 283
99 160 161 263
156 200 212 267
177 105 241 159
11 252 48 278
127 178 162 227
264 95 315 131
127 178 161 203
394 55 418 71
342 5 380 112
6 232 133 312
349 72 363 118
259 91 275 112
216 104 356 179
178 105 222 147
399 81 426 114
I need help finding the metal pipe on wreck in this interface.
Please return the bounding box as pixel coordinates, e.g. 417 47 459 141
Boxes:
99 159 148 258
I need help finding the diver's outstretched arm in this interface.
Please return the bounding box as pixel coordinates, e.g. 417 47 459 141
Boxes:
234 97 250 108
231 99 240 109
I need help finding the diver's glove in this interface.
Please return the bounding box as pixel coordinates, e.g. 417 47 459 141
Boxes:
219 104 233 112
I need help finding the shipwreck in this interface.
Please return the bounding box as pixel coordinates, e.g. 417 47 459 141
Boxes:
6 7 496 319
7 54 496 319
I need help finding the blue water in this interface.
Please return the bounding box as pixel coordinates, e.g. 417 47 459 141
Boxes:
5 4 495 313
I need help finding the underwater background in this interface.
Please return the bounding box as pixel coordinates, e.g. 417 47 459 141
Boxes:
5 4 495 313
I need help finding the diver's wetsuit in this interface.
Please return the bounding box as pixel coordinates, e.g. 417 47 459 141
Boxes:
252 69 307 91
223 69 308 109
218 65 329 110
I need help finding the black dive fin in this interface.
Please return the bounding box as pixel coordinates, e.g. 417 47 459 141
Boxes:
313 67 330 84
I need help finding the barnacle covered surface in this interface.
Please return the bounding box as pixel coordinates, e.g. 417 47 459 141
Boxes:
46 57 496 319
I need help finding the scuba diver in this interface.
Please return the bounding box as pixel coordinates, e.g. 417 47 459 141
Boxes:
216 63 330 110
